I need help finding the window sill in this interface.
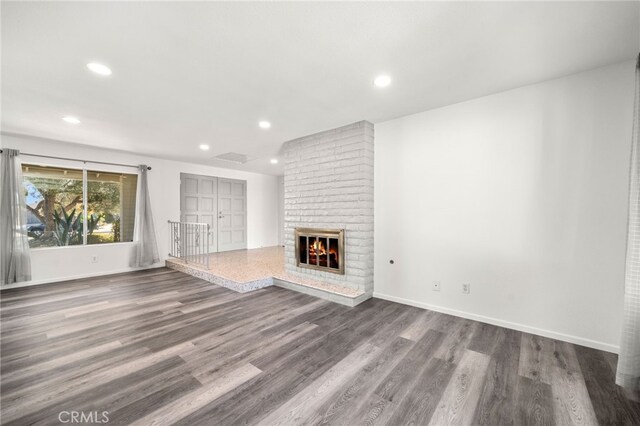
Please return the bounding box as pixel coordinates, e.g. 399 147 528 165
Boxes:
29 242 136 251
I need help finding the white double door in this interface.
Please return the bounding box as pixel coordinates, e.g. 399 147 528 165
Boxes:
180 173 247 252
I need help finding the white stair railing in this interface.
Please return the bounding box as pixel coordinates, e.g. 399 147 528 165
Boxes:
168 221 210 268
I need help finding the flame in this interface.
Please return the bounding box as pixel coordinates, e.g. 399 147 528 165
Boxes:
309 240 338 260
310 240 327 256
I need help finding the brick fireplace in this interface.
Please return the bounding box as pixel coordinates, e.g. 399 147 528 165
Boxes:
283 121 374 301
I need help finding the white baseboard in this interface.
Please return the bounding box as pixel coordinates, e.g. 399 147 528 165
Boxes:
373 291 619 354
1 264 163 290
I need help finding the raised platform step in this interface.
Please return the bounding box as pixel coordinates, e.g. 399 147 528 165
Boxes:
272 278 370 307
165 257 368 307
166 259 272 293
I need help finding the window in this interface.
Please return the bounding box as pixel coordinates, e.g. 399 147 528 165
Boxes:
87 170 137 245
22 164 138 248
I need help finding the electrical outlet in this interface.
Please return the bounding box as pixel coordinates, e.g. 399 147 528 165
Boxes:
432 281 441 292
462 283 470 294
91 255 98 263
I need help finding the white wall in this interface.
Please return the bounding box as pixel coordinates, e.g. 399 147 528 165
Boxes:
1 134 280 284
374 60 635 352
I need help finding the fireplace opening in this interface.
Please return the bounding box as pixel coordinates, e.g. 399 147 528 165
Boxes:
295 228 344 274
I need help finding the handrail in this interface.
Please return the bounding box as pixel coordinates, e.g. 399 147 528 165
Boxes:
167 220 210 268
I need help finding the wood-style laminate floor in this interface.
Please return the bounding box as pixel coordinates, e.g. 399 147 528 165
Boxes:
1 268 639 425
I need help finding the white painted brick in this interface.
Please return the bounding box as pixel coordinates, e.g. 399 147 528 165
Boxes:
283 121 374 293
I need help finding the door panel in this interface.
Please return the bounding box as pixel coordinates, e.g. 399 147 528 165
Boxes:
180 173 217 253
184 197 198 211
180 174 247 253
184 178 198 194
200 198 214 211
220 230 232 244
201 179 215 194
232 199 244 211
217 178 247 251
219 181 231 195
184 214 198 222
232 182 244 196
232 214 244 227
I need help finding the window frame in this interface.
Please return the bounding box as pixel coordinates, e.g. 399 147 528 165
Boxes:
22 161 139 250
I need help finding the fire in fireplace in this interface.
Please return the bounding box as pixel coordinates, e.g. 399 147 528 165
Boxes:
295 228 345 274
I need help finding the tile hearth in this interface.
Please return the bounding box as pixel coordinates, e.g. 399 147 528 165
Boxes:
165 246 367 306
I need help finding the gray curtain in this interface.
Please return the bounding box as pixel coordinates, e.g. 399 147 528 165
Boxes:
130 165 159 268
0 149 32 284
617 54 640 392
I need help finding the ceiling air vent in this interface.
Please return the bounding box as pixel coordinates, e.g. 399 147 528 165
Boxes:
214 152 250 164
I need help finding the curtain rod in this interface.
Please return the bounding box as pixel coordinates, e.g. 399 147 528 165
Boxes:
0 149 151 170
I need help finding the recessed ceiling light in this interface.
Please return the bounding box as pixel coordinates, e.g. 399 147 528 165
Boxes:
374 74 392 88
259 121 271 129
199 144 210 151
270 158 278 164
62 116 81 124
86 62 112 76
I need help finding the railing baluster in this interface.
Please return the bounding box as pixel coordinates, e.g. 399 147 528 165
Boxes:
167 220 210 269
